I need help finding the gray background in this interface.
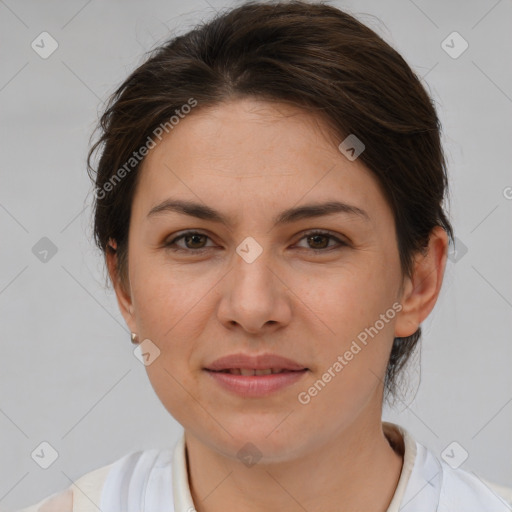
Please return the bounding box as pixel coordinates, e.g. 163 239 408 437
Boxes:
1 0 511 510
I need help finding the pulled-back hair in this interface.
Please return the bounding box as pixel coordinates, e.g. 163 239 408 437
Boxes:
87 0 454 403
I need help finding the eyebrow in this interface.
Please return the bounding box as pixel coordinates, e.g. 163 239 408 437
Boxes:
147 199 370 227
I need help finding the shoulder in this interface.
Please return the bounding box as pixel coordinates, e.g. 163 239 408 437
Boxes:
389 423 512 511
438 463 512 510
15 449 170 512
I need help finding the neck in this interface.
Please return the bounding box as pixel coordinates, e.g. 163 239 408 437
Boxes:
184 416 404 512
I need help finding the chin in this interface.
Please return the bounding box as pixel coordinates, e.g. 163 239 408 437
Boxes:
207 416 310 463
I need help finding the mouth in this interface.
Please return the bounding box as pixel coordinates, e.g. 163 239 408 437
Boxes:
207 368 306 376
204 352 308 373
203 353 309 397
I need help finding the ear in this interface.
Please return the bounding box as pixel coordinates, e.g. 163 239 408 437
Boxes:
106 238 137 334
394 226 449 338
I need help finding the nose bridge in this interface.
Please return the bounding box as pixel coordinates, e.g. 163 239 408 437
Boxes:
231 236 275 300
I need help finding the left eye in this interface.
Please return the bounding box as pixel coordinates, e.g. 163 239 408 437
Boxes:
165 230 346 252
295 230 347 251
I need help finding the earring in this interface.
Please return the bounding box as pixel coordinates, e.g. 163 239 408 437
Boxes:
131 332 139 344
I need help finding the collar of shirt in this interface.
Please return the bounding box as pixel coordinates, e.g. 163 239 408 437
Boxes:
98 421 511 512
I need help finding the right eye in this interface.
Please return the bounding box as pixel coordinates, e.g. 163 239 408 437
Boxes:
164 231 216 252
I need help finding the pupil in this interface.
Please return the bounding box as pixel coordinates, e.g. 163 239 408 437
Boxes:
309 235 327 249
186 234 205 248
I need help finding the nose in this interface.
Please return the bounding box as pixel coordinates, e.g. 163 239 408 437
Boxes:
216 247 292 334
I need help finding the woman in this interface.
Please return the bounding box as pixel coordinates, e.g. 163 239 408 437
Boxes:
18 1 512 511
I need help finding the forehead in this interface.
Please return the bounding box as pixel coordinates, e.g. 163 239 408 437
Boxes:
133 98 391 227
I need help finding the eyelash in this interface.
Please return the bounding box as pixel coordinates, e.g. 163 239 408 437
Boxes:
164 230 348 254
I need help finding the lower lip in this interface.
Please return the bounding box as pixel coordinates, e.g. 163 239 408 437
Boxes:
204 369 308 397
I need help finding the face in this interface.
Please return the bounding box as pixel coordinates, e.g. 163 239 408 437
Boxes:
114 98 413 462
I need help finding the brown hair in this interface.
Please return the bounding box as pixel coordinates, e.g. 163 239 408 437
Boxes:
87 0 454 403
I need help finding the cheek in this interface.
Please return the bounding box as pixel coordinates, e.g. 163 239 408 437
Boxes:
296 288 396 425
299 257 397 336
130 252 212 338
294 254 399 385
132 261 206 422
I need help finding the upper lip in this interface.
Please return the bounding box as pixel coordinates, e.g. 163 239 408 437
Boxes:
205 353 307 371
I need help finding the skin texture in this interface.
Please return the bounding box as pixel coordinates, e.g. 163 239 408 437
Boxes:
107 98 448 512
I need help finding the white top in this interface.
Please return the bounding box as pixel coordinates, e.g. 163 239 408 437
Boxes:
18 422 512 512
